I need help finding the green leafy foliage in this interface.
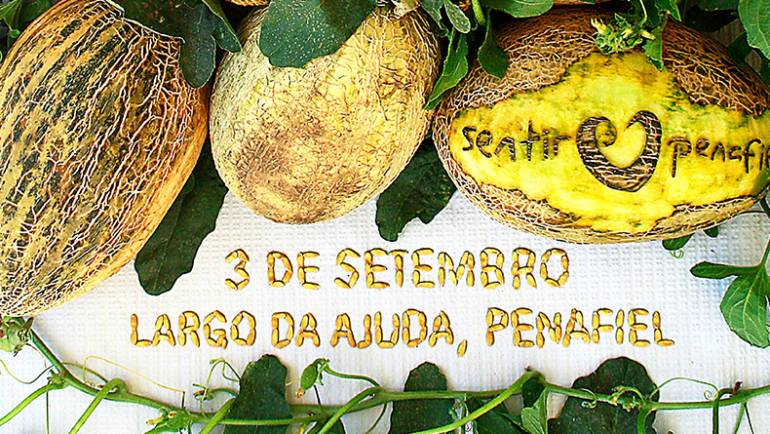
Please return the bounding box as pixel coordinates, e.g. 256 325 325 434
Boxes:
549 357 659 434
135 142 228 296
425 30 469 110
478 12 508 78
692 230 770 347
421 0 448 35
0 0 49 60
683 7 736 32
662 233 693 251
699 0 739 10
443 0 471 33
389 362 453 433
0 317 32 354
705 226 720 238
480 0 553 18
719 271 770 347
224 355 292 434
113 0 239 87
520 389 548 434
259 0 376 68
376 139 456 241
468 398 524 433
738 0 770 60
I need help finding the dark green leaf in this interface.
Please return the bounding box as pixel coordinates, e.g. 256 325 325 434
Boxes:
522 375 547 407
468 399 524 434
259 0 376 68
655 0 681 20
389 362 453 434
691 262 754 279
480 0 553 18
478 14 508 78
0 0 49 59
549 357 658 434
727 32 752 66
683 7 736 32
114 0 240 87
200 0 240 51
739 0 770 60
643 26 664 71
135 141 228 296
224 355 292 434
425 30 469 110
698 0 739 10
720 271 770 347
421 0 448 34
662 233 692 251
376 140 456 241
443 0 471 33
521 389 548 434
705 226 719 238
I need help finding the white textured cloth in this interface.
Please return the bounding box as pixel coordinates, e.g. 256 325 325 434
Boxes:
3 192 770 433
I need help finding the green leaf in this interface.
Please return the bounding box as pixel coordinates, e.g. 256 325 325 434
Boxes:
728 32 752 66
662 233 692 251
224 355 292 434
376 140 456 241
683 7 736 32
720 270 770 347
259 0 377 68
478 14 508 78
643 26 664 71
0 0 49 60
389 362 453 434
135 141 228 296
655 0 681 20
521 389 548 434
705 226 720 238
739 0 770 60
421 0 448 34
480 0 553 18
698 0 739 9
425 30 469 110
549 357 659 434
468 399 524 434
691 262 754 279
112 0 240 87
443 0 471 33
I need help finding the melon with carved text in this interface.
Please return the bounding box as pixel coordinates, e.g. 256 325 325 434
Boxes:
210 7 440 223
0 0 208 316
432 7 770 243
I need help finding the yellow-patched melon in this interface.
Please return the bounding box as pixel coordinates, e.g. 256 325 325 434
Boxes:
210 7 440 223
0 0 208 316
433 7 770 243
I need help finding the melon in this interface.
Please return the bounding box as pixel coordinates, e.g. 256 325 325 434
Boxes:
432 7 770 243
0 0 208 316
210 7 440 223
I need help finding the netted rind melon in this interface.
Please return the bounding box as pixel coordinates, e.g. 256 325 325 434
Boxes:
210 7 441 224
0 0 208 316
432 7 770 243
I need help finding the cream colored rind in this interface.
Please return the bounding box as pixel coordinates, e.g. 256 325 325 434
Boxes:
210 8 441 224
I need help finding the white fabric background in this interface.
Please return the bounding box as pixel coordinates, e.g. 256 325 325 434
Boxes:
3 192 770 433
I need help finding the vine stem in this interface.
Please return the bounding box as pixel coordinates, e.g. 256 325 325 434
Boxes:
4 326 770 430
412 370 539 434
